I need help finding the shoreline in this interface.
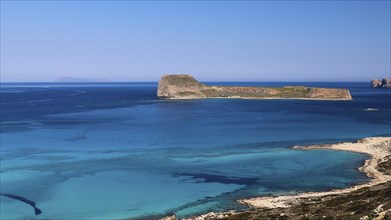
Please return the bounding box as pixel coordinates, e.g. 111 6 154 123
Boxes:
163 96 353 101
238 137 391 209
176 137 391 220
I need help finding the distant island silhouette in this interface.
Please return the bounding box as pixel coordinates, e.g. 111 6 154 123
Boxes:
55 76 109 83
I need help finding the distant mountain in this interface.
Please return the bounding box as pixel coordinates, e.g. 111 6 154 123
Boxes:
55 76 109 82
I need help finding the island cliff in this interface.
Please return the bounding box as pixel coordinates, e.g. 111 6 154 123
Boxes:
371 78 391 88
157 74 352 100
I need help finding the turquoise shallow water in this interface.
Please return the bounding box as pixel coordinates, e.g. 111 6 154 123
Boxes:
0 82 390 219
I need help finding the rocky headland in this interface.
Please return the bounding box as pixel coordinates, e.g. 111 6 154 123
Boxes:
371 78 391 88
157 74 352 100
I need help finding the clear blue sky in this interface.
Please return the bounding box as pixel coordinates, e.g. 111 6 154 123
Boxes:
1 1 390 82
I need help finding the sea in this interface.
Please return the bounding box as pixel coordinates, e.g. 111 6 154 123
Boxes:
1 82 390 219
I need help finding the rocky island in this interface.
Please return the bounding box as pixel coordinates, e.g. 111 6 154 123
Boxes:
371 78 391 88
157 74 352 100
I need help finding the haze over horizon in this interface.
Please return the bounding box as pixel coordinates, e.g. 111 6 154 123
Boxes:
1 1 390 82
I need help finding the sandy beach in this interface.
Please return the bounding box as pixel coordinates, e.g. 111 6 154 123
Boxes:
177 137 391 220
239 137 391 209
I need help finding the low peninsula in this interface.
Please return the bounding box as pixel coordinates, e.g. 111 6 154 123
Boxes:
157 74 352 100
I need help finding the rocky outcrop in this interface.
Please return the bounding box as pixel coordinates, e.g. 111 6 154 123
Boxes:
157 74 353 100
157 74 205 98
371 78 391 88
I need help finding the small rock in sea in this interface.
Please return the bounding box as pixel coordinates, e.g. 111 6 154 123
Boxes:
370 78 391 88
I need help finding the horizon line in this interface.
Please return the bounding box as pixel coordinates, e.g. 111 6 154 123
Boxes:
0 80 375 83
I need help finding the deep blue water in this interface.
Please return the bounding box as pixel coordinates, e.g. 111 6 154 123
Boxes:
1 82 390 219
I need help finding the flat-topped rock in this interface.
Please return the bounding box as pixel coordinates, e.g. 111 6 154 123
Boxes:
371 78 391 88
157 74 352 100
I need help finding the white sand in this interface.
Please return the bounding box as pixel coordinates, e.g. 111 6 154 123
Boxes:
239 137 391 208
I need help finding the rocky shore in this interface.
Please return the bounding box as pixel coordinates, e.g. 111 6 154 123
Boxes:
162 137 391 220
157 74 352 100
